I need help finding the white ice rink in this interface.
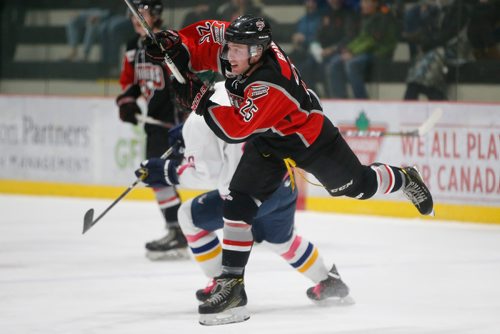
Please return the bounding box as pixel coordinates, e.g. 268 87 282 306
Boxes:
1 194 500 334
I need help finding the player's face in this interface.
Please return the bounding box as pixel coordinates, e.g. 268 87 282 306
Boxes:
224 42 264 75
132 8 156 36
226 42 251 75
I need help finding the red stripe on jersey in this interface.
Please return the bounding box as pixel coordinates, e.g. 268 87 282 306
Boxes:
207 83 323 146
119 54 135 90
270 43 291 80
178 20 231 73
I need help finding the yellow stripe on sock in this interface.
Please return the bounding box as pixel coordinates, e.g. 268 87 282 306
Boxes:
194 245 222 262
298 248 319 273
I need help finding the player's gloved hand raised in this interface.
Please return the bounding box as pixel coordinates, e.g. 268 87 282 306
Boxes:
144 30 181 62
172 74 214 115
116 96 141 125
135 158 179 187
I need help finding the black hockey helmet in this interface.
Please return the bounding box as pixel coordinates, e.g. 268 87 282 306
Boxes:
224 15 272 49
133 0 163 17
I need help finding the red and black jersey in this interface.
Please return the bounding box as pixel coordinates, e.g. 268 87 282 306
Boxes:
119 35 176 126
177 20 325 157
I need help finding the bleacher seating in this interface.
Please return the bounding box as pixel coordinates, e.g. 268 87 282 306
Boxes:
0 0 300 80
0 0 498 87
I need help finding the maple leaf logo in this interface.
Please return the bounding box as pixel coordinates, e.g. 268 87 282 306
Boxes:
339 111 387 165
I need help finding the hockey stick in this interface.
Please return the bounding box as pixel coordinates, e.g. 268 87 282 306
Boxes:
123 0 186 84
136 114 174 128
342 107 443 137
82 145 176 234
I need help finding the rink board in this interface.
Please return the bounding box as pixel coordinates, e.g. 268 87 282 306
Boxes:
0 96 499 224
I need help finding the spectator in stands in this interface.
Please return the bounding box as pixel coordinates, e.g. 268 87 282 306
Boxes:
403 0 472 100
343 0 361 12
319 0 360 97
216 0 262 22
402 0 440 61
65 7 110 62
297 0 323 47
402 0 445 100
181 4 213 27
288 0 324 93
64 1 134 72
326 0 398 99
467 0 500 60
100 5 135 75
214 0 284 42
1 0 26 62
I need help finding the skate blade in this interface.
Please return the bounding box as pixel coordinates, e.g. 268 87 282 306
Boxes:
311 295 355 307
199 306 250 326
145 248 190 261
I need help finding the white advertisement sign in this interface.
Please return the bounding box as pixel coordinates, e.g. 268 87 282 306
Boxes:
317 100 500 207
1 96 499 208
0 96 145 185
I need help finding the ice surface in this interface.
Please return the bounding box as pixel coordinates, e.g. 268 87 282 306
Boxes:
1 194 500 334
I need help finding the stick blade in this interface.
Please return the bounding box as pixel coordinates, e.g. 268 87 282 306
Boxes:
418 107 443 136
82 208 95 234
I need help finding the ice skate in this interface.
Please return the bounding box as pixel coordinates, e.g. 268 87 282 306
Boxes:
145 226 189 261
306 265 355 306
401 166 434 216
196 278 217 302
198 276 250 326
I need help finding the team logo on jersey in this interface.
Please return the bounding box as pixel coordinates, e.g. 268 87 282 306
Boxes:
338 111 386 165
136 63 165 101
228 92 244 108
248 85 269 100
256 20 265 31
196 21 225 45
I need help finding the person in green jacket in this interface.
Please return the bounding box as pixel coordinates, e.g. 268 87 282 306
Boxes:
326 0 398 99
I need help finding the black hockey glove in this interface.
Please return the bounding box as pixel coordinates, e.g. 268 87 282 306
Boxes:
144 30 189 68
135 158 179 187
172 74 214 115
116 96 141 125
144 30 180 61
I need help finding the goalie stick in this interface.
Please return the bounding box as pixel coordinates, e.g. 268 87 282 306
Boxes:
341 107 443 137
123 0 186 84
82 145 175 234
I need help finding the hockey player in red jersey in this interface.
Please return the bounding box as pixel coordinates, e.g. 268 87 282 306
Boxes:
138 83 354 325
116 0 188 260
142 15 434 324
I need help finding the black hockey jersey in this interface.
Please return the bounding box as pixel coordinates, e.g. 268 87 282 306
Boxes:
177 20 325 158
119 35 177 128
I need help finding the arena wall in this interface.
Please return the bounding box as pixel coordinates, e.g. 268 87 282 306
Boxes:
1 95 498 224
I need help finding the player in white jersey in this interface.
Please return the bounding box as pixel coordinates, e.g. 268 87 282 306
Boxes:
137 83 353 325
